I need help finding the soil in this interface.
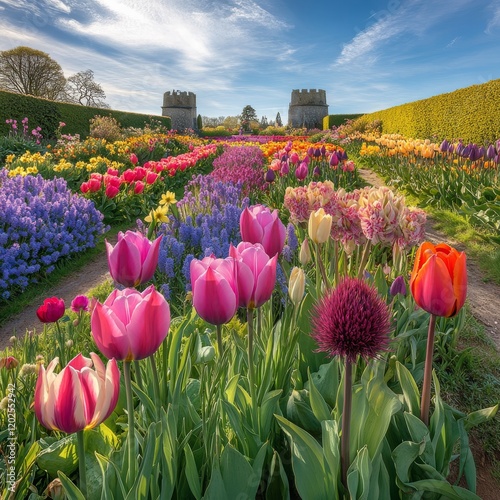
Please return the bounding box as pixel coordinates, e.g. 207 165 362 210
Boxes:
1 167 499 496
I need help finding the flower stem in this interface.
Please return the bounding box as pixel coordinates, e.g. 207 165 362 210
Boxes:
341 359 353 491
357 241 372 279
133 360 143 390
76 430 87 497
421 314 437 425
149 354 161 419
216 324 223 356
315 242 330 291
124 361 136 486
247 308 258 432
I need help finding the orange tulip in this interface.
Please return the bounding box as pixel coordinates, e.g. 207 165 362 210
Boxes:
410 242 467 317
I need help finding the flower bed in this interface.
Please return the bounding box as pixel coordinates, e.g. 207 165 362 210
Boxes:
0 169 106 300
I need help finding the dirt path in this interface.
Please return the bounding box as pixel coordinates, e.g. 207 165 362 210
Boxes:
359 168 500 351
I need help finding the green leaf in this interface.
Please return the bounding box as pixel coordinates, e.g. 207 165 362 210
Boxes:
37 434 78 478
266 450 290 500
463 404 499 431
203 467 229 500
307 367 332 422
184 443 201 500
321 420 340 482
57 470 86 500
406 479 481 499
347 446 371 500
392 440 425 484
275 414 332 499
286 389 322 434
395 361 421 415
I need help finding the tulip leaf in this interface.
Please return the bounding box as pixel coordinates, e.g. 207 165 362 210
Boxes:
57 471 86 500
404 479 481 499
95 452 127 500
463 403 499 431
260 389 282 437
392 440 425 484
347 446 371 500
396 361 421 416
321 419 340 481
275 414 332 500
37 434 78 477
202 466 229 500
307 367 332 422
265 450 290 500
184 443 202 500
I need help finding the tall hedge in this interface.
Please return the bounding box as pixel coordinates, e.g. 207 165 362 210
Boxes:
355 79 500 143
323 114 363 130
0 90 171 139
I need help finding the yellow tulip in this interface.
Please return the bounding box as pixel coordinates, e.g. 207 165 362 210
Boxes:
308 208 332 244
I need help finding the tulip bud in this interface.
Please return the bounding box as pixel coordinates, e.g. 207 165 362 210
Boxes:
0 356 19 370
65 339 74 348
390 276 407 296
486 144 496 159
299 239 311 265
289 267 306 306
45 478 65 500
308 208 332 244
9 336 17 345
439 139 449 152
265 169 275 183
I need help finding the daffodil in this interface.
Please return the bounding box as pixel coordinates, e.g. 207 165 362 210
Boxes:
159 191 177 206
145 205 169 224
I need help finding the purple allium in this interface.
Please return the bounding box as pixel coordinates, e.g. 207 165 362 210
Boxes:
312 278 392 363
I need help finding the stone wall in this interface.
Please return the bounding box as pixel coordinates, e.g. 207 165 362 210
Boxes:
288 89 328 129
162 90 197 131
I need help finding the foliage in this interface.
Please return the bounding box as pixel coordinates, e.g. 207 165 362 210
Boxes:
323 114 364 130
0 90 171 139
355 79 500 143
0 46 66 100
240 105 258 131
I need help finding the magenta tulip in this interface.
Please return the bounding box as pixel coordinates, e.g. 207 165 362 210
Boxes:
229 242 278 309
106 230 162 287
190 256 238 325
239 205 286 257
34 353 120 434
37 297 65 323
91 285 170 361
71 295 89 313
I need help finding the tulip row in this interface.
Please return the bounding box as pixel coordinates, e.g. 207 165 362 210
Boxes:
356 133 500 239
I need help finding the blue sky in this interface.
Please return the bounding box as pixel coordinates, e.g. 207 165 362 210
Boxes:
0 0 499 123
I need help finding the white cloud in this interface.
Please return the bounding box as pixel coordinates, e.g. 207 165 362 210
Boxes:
334 0 477 67
485 3 500 33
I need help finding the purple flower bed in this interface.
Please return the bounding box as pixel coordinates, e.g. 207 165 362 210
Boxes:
0 169 106 300
210 146 266 197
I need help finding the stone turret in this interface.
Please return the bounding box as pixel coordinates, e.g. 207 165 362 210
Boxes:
162 90 197 131
288 89 328 129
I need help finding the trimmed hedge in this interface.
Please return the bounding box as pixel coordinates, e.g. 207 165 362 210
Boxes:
323 114 363 130
355 79 500 143
0 90 171 139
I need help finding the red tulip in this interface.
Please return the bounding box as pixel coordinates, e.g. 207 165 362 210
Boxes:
134 181 145 194
130 153 139 165
91 285 170 361
80 182 90 193
34 353 120 433
229 242 277 309
106 230 162 287
105 184 119 198
88 178 101 192
410 242 467 317
146 172 158 184
190 256 238 325
122 169 136 183
37 297 65 323
0 356 19 370
240 205 286 257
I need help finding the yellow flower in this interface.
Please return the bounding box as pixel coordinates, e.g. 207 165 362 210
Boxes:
159 191 177 206
145 206 169 224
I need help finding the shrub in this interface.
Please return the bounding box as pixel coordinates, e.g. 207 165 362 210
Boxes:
89 115 123 142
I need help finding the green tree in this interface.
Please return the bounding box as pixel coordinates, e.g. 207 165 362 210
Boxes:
240 105 257 131
65 69 109 108
275 111 282 127
197 114 203 129
0 46 66 100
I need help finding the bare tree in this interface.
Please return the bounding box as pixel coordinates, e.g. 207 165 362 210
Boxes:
65 69 109 108
0 46 67 100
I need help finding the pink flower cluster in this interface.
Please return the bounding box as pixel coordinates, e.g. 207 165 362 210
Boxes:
284 183 426 250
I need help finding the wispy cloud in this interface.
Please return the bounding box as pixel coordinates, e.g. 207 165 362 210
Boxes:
334 0 476 66
485 2 500 33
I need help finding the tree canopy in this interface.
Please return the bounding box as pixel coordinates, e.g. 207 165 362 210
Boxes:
0 46 66 100
65 69 109 108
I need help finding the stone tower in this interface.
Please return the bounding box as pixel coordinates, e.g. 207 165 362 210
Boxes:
288 89 328 129
161 90 197 131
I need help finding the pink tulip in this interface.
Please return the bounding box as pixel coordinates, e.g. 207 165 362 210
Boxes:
91 285 170 361
295 162 308 181
105 185 119 199
106 230 162 287
229 242 277 309
71 295 89 313
239 205 286 257
134 181 145 194
34 353 120 434
130 153 139 165
190 256 238 325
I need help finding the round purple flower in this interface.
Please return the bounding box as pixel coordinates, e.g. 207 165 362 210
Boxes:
312 278 391 363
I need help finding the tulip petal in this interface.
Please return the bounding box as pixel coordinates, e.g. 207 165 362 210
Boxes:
139 235 162 283
411 254 456 317
240 207 264 244
452 251 467 314
34 365 56 430
52 366 87 433
106 238 142 287
91 302 132 360
253 255 278 307
127 289 170 360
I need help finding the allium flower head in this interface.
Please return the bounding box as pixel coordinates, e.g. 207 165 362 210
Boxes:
312 278 391 363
